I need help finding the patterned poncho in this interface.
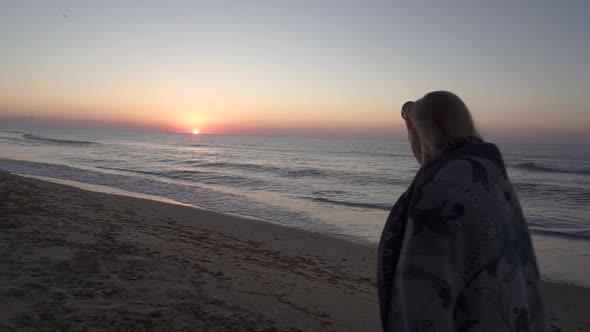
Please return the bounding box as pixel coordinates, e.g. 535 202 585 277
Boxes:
377 138 546 331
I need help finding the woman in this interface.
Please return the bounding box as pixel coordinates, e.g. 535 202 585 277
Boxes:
377 91 546 331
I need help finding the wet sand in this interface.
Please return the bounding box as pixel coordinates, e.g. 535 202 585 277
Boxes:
0 172 588 331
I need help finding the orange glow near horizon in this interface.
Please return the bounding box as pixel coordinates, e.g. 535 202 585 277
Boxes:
192 129 200 135
0 1 588 141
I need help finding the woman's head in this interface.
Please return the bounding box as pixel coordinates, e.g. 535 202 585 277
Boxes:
402 91 480 165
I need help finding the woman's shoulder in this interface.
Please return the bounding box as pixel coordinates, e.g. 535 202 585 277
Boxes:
418 143 508 193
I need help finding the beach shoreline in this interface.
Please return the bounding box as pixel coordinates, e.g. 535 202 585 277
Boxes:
1 172 589 331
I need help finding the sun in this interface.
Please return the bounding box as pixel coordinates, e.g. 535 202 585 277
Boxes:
192 129 200 135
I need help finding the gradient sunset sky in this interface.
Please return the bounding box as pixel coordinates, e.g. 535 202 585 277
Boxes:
1 1 589 141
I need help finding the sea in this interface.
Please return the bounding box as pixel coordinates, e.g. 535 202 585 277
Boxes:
1 128 589 287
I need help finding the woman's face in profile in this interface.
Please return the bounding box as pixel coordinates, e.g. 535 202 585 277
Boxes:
407 123 422 165
403 103 423 165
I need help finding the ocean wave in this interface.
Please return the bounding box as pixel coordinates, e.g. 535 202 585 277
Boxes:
529 226 590 240
0 136 23 144
514 182 590 205
514 162 590 175
185 141 410 158
194 161 409 185
22 134 99 146
95 166 164 177
338 150 411 158
136 159 407 187
302 196 391 211
95 166 272 188
301 190 392 211
196 161 332 178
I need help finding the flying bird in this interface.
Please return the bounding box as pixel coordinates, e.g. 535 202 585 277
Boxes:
63 14 69 19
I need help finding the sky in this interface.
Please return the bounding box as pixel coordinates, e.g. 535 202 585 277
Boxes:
0 0 589 141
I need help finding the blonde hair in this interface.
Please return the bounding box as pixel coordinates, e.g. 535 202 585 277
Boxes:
408 91 480 162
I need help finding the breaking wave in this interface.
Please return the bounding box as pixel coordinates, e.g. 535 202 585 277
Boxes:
22 134 98 146
514 162 590 175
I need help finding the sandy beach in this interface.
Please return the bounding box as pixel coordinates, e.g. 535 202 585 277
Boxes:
0 172 588 331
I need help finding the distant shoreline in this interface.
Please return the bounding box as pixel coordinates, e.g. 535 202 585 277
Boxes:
7 165 590 288
14 173 362 244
